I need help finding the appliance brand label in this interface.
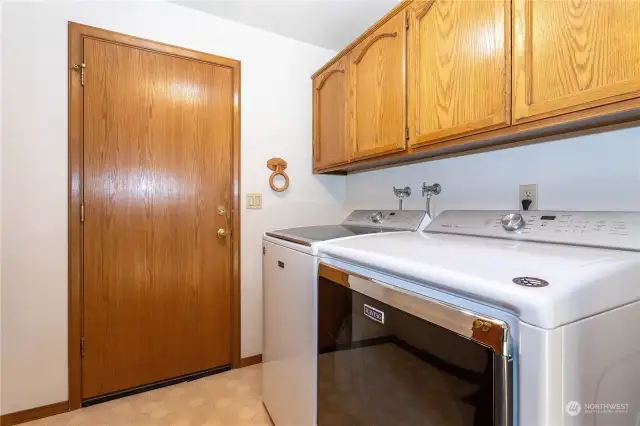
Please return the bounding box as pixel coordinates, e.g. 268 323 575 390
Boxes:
364 304 384 324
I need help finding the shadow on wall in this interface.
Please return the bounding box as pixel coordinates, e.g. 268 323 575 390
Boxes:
345 124 640 214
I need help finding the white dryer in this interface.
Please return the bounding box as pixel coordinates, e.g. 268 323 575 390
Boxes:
317 210 640 426
262 210 427 426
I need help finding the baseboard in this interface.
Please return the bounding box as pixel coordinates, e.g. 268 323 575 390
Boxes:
1 401 69 426
240 354 262 367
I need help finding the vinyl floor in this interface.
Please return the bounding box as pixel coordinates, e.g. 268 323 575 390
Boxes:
22 365 271 426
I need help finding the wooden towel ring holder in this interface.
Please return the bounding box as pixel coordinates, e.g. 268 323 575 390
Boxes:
267 158 289 192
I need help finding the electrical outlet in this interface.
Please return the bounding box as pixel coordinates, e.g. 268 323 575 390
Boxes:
518 184 538 211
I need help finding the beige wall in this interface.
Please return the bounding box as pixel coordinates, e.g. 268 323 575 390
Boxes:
0 0 346 415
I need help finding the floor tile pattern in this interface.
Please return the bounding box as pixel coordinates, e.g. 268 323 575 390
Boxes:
23 365 271 426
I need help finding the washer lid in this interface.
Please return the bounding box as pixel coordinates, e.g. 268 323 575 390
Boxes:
265 225 398 246
317 231 640 329
266 209 427 246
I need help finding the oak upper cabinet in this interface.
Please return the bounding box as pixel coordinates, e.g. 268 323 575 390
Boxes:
408 0 511 148
349 10 407 160
513 0 640 123
313 57 350 171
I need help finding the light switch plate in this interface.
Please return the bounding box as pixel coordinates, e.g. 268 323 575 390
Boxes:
519 184 538 211
247 193 262 209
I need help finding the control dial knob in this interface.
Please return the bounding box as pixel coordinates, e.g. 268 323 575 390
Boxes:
370 211 384 223
501 213 525 231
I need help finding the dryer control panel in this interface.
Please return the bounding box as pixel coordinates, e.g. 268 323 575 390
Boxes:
427 210 640 251
342 210 426 230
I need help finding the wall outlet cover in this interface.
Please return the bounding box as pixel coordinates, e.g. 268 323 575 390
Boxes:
519 184 538 211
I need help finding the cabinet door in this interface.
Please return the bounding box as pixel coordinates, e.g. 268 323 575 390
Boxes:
313 58 349 171
513 0 640 123
349 11 407 160
408 0 510 148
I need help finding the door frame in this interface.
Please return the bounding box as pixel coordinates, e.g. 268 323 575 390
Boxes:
68 22 242 410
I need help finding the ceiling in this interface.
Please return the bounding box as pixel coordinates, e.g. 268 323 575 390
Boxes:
174 0 399 51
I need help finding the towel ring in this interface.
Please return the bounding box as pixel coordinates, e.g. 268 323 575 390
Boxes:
267 158 289 192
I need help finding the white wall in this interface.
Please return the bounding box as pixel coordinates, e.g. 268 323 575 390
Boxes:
1 0 345 414
346 126 640 213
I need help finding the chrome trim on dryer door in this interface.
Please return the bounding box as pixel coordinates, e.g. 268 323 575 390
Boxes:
318 262 514 425
494 354 513 426
318 263 513 357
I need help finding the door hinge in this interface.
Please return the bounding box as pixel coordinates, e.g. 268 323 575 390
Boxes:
81 337 85 357
406 15 410 30
73 63 86 86
405 127 410 141
80 201 85 223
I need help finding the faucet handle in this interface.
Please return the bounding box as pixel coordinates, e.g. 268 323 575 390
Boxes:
422 182 442 197
393 186 412 198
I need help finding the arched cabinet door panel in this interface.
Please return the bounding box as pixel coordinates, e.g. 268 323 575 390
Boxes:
349 10 407 160
313 57 350 171
512 0 640 123
408 0 511 148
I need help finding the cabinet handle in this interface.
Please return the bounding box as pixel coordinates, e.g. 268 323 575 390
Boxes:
416 0 436 21
316 69 345 90
353 32 398 64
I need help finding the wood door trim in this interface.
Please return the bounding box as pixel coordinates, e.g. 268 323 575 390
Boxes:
0 401 69 426
239 354 263 368
68 22 242 410
315 69 344 91
353 32 398 64
416 0 436 21
312 0 412 78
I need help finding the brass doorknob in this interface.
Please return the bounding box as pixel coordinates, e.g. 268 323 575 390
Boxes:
217 229 227 239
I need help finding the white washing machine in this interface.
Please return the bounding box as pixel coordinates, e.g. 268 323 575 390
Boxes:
317 210 640 426
261 210 427 426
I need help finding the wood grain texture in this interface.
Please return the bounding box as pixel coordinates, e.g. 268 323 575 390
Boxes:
315 69 344 90
316 98 640 174
69 21 242 407
81 35 233 398
230 60 242 371
0 401 69 425
408 0 511 148
313 57 350 170
68 22 85 410
353 32 398 64
349 10 407 160
513 0 640 122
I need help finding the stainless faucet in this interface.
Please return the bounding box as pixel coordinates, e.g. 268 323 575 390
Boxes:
392 186 411 211
422 182 442 218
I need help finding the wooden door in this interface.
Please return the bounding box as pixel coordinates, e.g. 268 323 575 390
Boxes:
313 57 350 170
408 0 510 148
513 0 640 123
349 10 407 160
82 37 235 398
